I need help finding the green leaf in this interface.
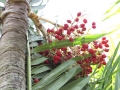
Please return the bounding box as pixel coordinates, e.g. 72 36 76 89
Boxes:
33 33 107 53
0 6 4 10
0 0 6 4
32 54 92 89
45 65 82 90
104 0 120 14
31 0 49 10
29 42 38 47
31 56 48 65
28 27 36 35
59 76 90 90
114 55 120 90
103 8 120 21
32 65 52 74
29 34 43 42
30 0 42 4
103 42 120 76
103 0 120 21
32 71 49 79
31 5 46 10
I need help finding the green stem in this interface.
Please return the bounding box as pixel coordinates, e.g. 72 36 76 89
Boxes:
27 32 32 90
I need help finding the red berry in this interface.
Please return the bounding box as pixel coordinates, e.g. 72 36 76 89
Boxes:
61 47 67 51
102 40 107 44
75 18 79 22
93 41 98 45
92 22 96 25
77 30 81 33
88 49 95 54
102 61 106 65
67 52 71 55
47 28 51 33
74 25 78 29
83 19 87 23
56 51 62 57
55 30 60 35
80 24 85 28
80 31 84 34
99 43 102 48
44 60 50 64
67 30 71 35
77 60 82 64
92 25 96 29
57 35 63 40
54 59 59 64
77 12 81 16
44 50 49 56
102 37 106 40
50 29 54 33
67 55 72 59
92 59 97 64
82 43 88 49
69 37 74 42
84 59 90 63
63 24 69 30
67 20 71 23
104 44 109 47
70 27 75 31
104 48 109 52
81 48 85 51
39 52 44 55
82 27 86 31
94 45 99 49
87 66 92 73
92 55 96 58
34 78 39 83
55 35 59 39
54 55 61 61
59 28 63 33
105 40 109 43
101 54 106 58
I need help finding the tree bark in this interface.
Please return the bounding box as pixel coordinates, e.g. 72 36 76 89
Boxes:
0 0 29 90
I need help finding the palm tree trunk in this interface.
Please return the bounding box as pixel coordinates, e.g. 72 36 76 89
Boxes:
0 0 29 89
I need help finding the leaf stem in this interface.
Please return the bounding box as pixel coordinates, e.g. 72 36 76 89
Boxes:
27 31 32 90
38 16 63 27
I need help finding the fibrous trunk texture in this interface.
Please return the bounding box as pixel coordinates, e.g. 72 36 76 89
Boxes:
0 1 28 90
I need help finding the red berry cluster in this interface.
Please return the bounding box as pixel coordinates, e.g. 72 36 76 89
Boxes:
39 12 109 76
77 37 109 76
